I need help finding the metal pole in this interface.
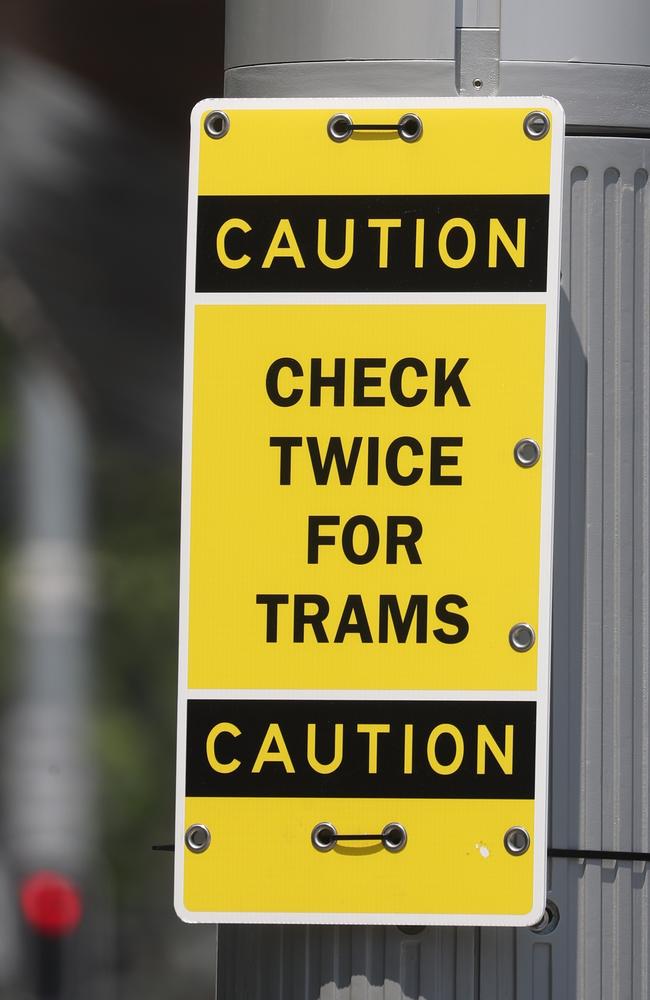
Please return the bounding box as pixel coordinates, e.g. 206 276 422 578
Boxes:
219 2 650 996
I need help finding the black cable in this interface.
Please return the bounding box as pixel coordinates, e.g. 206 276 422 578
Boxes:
549 847 650 862
566 125 650 139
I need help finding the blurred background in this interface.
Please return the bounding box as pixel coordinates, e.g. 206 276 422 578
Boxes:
0 2 225 995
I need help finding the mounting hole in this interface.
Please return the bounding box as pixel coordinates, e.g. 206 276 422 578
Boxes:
504 826 531 856
327 114 353 142
204 111 230 140
509 623 536 652
523 111 550 141
514 438 541 468
311 822 337 851
397 114 423 143
472 78 483 90
382 823 408 852
184 824 211 854
397 925 426 935
531 899 560 934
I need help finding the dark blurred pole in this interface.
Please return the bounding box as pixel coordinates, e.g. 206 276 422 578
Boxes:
35 938 62 1000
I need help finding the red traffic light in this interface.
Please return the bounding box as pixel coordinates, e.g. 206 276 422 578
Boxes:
20 871 83 937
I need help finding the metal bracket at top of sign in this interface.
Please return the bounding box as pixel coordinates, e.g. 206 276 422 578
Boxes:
326 113 423 142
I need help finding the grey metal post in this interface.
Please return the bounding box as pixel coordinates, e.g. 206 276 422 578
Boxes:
4 289 95 880
0 271 96 996
219 3 650 996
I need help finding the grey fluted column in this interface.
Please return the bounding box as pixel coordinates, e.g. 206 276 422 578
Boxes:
218 3 650 996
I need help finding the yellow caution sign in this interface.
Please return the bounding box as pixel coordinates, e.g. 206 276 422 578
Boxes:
175 98 564 926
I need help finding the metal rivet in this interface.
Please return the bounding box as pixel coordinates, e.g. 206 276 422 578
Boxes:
397 114 423 143
185 823 211 853
472 78 483 90
311 822 337 851
531 899 560 934
509 623 536 652
514 438 541 468
523 111 550 140
382 822 408 852
504 826 531 856
204 111 230 140
327 114 353 142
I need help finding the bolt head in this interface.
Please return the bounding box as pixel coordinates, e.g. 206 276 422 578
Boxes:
185 824 211 853
504 826 531 855
509 623 536 652
204 111 230 139
523 111 550 140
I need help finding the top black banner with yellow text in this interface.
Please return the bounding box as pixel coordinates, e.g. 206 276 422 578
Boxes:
195 194 549 293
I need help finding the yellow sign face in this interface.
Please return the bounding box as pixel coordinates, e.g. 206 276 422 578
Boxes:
176 98 564 926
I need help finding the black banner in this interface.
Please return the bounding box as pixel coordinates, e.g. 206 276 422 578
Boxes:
186 699 536 799
195 194 549 293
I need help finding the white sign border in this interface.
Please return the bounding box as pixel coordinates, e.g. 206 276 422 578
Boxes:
174 95 565 927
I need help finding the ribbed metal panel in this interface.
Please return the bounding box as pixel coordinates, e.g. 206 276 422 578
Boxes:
540 139 650 1000
217 137 650 1000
